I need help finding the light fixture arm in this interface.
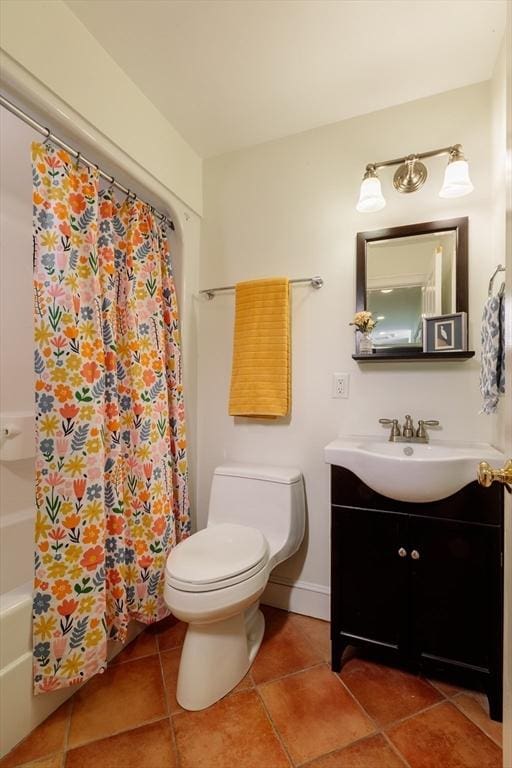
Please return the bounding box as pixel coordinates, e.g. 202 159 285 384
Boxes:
370 144 466 171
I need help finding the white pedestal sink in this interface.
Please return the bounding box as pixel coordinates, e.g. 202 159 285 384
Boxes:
325 436 505 503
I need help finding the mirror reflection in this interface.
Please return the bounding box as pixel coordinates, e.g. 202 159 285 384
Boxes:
366 231 456 348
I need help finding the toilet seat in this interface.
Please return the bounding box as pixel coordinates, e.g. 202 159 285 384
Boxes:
166 523 269 593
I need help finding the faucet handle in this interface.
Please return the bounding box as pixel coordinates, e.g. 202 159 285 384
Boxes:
416 419 440 438
379 418 401 439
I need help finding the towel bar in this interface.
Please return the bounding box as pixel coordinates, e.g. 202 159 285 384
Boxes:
488 265 505 296
200 275 324 300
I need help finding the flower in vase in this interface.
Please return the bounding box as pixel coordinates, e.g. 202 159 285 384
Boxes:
349 311 378 334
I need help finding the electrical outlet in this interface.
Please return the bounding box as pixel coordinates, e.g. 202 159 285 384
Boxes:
332 372 349 399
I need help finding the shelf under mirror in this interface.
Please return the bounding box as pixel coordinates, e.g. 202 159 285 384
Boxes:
353 350 475 363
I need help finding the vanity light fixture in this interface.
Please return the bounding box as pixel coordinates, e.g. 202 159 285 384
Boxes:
356 143 473 212
439 145 474 198
356 165 386 212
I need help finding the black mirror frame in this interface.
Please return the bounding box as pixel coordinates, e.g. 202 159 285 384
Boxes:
354 217 472 362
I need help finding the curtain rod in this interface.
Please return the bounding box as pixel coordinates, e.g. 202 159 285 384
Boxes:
200 275 324 300
0 93 175 231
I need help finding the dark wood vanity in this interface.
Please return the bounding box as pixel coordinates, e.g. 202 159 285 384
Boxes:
330 466 504 720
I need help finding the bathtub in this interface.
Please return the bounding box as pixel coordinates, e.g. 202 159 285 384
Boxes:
0 579 74 757
0 512 145 758
0 503 72 756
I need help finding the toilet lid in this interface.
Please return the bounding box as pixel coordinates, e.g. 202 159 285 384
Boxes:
166 523 268 587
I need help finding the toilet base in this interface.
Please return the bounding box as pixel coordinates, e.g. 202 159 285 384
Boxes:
176 604 265 711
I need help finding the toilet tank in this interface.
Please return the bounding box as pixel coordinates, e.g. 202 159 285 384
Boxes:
207 463 305 566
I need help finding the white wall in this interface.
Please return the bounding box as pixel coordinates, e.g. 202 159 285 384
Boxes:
0 110 35 425
0 110 38 597
198 82 495 609
490 34 510 451
0 0 202 216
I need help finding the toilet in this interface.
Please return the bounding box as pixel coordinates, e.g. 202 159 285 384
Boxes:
164 462 305 710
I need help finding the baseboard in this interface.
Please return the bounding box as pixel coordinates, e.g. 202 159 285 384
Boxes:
261 576 330 621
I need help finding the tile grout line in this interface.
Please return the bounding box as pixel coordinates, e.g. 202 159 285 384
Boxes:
331 671 416 768
283 613 330 662
156 642 171 719
156 642 182 768
381 731 413 768
384 698 452 732
332 668 381 733
450 692 503 748
61 693 75 765
254 660 327 690
61 714 170 753
296 731 406 768
426 678 458 698
252 684 295 767
110 648 157 667
447 696 504 751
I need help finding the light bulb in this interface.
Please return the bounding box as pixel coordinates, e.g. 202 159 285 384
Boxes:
356 175 386 212
439 159 474 198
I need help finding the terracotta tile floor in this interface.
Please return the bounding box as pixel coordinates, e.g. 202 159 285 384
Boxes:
1 608 503 768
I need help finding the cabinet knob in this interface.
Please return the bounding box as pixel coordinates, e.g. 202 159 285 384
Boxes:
398 547 407 558
411 549 420 560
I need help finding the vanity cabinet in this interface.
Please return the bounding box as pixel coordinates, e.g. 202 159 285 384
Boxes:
330 466 504 720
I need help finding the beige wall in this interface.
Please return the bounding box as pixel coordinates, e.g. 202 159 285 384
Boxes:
199 82 495 611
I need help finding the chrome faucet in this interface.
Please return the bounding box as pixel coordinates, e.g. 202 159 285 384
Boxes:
379 415 440 443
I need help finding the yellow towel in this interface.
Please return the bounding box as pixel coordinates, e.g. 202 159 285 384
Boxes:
229 277 290 418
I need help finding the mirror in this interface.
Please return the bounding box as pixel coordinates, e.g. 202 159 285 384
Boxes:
356 218 468 354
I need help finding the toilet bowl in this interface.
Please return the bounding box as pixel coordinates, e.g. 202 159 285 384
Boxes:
164 463 305 711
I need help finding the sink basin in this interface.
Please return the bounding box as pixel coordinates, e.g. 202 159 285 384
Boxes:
325 436 505 503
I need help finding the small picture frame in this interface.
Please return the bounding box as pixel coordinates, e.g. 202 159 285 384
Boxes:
423 312 467 353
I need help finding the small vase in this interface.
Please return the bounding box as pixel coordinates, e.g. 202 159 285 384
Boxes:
358 331 373 355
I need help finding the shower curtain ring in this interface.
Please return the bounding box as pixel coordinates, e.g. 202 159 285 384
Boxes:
75 151 82 168
43 126 51 140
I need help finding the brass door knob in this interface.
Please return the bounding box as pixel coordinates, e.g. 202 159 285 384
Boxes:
477 459 512 488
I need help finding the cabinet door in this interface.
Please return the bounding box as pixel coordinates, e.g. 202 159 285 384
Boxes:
409 515 501 671
332 506 408 652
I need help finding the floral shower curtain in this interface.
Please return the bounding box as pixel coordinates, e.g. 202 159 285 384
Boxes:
31 142 190 694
